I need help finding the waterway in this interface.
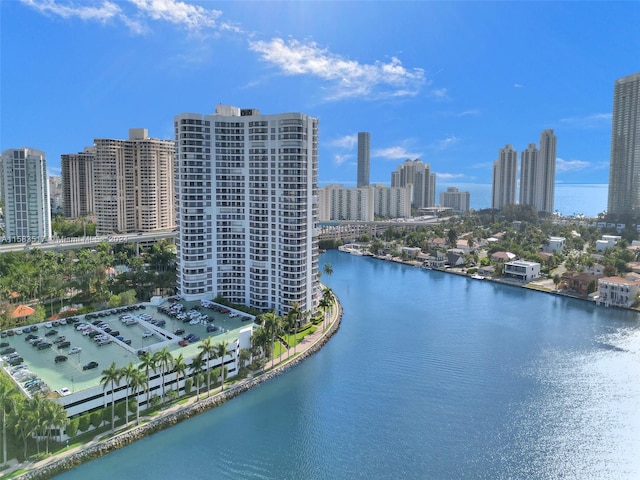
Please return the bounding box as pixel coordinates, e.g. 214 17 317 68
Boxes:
55 250 640 479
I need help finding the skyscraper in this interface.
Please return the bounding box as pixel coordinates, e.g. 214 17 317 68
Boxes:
608 72 640 217
492 144 518 210
390 159 436 208
174 105 319 317
319 185 374 222
61 147 95 218
0 147 52 241
93 128 175 234
519 130 557 214
357 132 370 188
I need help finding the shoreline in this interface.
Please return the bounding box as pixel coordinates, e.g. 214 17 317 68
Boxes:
12 301 344 480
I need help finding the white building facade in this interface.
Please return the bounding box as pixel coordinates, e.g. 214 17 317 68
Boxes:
372 184 412 218
439 186 470 213
503 260 541 282
174 105 319 317
492 144 518 210
0 147 52 241
61 147 96 218
318 185 374 221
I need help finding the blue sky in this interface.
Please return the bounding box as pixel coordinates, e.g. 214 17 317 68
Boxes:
1 1 639 192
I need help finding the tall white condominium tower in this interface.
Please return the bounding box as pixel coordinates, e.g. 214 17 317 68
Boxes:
608 72 640 217
390 159 436 208
0 147 52 241
174 105 319 316
357 132 370 188
61 147 95 218
519 143 538 208
93 128 175 235
535 129 557 214
440 187 470 213
372 185 412 218
491 144 518 210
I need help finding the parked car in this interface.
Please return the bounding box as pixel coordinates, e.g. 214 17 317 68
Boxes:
8 357 23 366
58 341 71 349
142 331 153 338
174 328 185 335
68 347 82 355
0 347 16 355
178 340 188 347
37 342 52 350
54 355 67 363
45 329 58 337
82 361 99 370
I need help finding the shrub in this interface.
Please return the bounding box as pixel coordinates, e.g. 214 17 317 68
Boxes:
129 399 138 414
90 411 102 429
184 378 193 395
78 415 91 432
115 401 126 419
65 418 79 438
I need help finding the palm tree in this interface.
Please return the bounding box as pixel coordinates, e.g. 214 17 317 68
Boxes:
198 337 216 397
121 363 138 425
100 362 122 432
287 301 302 358
319 288 333 332
173 353 187 397
0 382 15 465
189 354 205 401
153 347 173 404
12 408 33 461
262 312 280 368
43 401 67 452
138 351 156 411
277 317 288 364
215 341 229 391
27 396 44 456
129 369 147 426
323 263 333 279
251 326 270 370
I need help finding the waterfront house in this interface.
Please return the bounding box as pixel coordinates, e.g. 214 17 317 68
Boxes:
491 251 517 263
561 272 603 295
503 260 541 282
596 276 640 308
544 236 566 253
446 250 466 268
595 235 621 252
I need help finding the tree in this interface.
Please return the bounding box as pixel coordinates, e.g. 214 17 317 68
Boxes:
153 347 173 404
190 354 205 401
100 362 122 432
553 274 561 291
251 326 269 371
138 351 156 411
129 369 147 425
0 382 15 465
319 288 333 332
43 401 68 452
198 337 216 397
215 341 229 391
323 263 333 279
173 353 187 396
121 363 138 425
262 312 280 368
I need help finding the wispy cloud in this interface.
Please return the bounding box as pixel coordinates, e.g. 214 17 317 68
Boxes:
21 0 122 22
433 135 458 151
559 113 611 129
436 172 465 180
334 154 352 166
373 146 422 160
329 134 358 150
514 83 524 88
556 157 590 173
21 0 227 34
457 109 481 117
248 38 426 100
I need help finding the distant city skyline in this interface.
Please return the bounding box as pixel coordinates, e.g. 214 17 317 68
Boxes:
2 1 639 189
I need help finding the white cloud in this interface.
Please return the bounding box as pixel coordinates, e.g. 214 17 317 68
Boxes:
436 172 465 180
334 154 352 166
556 157 590 173
514 83 524 88
21 0 226 34
248 38 426 100
21 0 122 22
456 109 481 117
559 113 611 129
373 146 422 160
434 135 458 151
329 134 358 150
128 0 222 30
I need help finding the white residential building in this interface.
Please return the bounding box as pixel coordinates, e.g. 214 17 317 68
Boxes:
545 236 566 252
597 276 640 308
174 105 319 317
318 185 374 221
595 234 621 251
439 186 470 213
391 159 436 208
503 260 541 282
0 147 52 241
61 147 95 218
372 184 412 218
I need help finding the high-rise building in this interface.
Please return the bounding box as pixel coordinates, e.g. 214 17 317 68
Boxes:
536 129 557 214
174 105 319 317
61 147 95 218
439 186 470 213
49 176 63 215
492 144 518 210
390 159 436 208
608 72 640 217
357 132 370 188
93 129 175 234
319 185 374 221
372 185 412 218
0 147 52 241
519 143 538 208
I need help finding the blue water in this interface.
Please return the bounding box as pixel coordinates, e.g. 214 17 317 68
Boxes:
438 183 608 217
55 251 640 479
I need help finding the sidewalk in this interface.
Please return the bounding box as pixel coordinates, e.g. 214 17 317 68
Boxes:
6 301 342 478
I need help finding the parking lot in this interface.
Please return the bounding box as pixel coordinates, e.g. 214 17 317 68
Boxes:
1 301 255 397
